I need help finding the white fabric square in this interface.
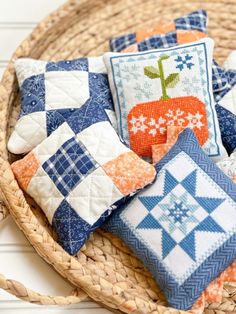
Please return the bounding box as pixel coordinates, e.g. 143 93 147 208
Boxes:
224 51 236 70
15 58 47 87
27 167 64 223
34 122 75 164
166 152 196 182
218 85 236 115
88 56 107 73
77 121 129 165
164 245 194 282
44 71 89 109
66 167 123 225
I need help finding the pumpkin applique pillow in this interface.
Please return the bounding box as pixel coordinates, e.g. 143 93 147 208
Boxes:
104 38 226 161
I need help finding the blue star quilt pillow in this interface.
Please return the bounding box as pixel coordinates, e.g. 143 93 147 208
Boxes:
8 57 116 154
104 128 236 311
104 38 227 161
11 101 156 255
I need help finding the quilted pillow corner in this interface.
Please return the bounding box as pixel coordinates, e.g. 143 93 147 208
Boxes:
104 128 236 311
11 101 156 255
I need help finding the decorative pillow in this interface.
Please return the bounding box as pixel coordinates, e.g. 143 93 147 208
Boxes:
104 38 226 160
8 57 116 154
11 101 156 255
217 151 236 183
214 52 236 154
109 10 208 52
104 128 236 310
109 10 228 95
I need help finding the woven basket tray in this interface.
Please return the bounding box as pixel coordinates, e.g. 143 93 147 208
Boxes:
0 0 236 313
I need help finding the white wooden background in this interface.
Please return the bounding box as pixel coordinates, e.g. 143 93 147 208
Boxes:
0 1 110 313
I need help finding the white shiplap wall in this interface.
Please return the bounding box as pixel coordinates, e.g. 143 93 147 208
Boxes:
0 1 110 313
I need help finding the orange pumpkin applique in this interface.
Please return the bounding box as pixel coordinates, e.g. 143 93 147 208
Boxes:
127 55 209 157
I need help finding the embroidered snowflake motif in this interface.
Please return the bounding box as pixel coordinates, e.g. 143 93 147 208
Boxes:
175 54 194 71
168 201 190 223
148 117 166 137
182 76 201 95
130 115 148 134
186 112 204 130
166 109 185 126
134 81 153 100
120 64 140 81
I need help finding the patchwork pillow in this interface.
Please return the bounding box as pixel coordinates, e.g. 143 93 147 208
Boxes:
104 38 226 160
104 128 236 311
8 57 116 154
11 101 156 255
214 51 236 154
109 10 228 95
109 10 208 52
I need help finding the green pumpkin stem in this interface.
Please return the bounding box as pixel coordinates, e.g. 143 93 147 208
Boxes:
158 58 170 101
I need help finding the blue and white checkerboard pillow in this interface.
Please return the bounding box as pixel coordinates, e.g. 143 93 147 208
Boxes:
104 128 236 310
8 57 116 154
11 101 156 255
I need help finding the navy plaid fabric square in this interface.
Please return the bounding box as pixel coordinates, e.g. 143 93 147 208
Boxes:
212 61 229 94
42 137 98 197
215 69 236 102
109 32 136 53
138 32 177 51
174 9 207 31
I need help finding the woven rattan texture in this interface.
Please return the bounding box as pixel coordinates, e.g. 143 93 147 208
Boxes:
0 0 236 313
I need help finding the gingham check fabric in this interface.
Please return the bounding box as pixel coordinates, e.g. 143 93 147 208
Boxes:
11 101 156 255
8 56 116 154
214 64 236 154
104 128 236 311
109 10 207 52
42 137 99 197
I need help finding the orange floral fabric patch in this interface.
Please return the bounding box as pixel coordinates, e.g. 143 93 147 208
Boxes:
152 126 184 164
11 152 39 190
191 260 236 313
177 30 206 45
136 22 175 42
128 96 209 157
102 151 156 195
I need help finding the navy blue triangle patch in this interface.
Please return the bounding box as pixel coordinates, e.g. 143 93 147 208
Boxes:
179 232 196 261
196 216 225 233
137 213 162 229
195 197 225 214
138 195 163 211
181 170 197 195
